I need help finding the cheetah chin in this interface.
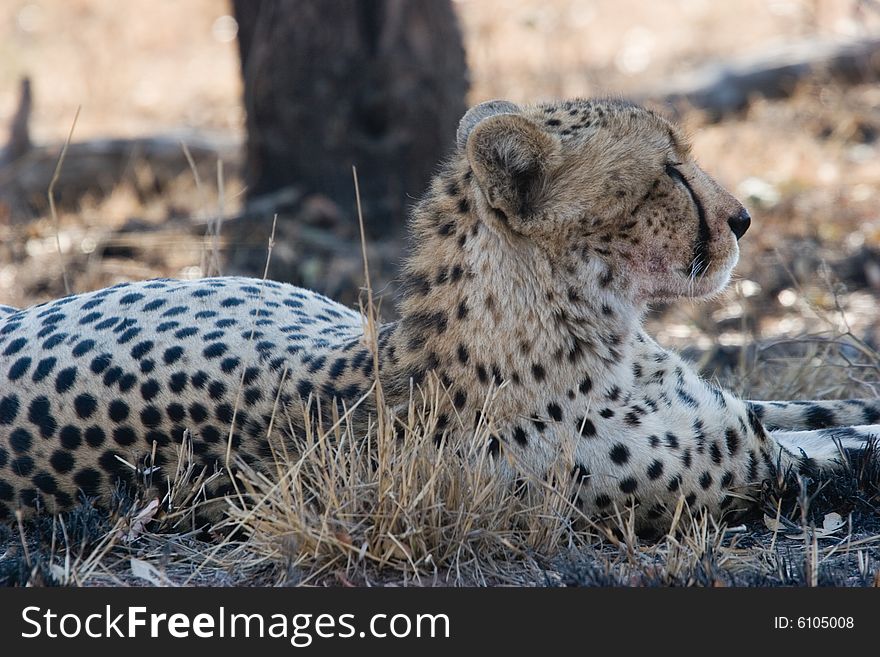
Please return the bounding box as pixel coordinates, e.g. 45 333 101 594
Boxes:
0 97 876 536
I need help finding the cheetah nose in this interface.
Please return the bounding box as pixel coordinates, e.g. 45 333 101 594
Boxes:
727 208 751 240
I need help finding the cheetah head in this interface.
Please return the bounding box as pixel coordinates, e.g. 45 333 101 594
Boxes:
458 98 750 303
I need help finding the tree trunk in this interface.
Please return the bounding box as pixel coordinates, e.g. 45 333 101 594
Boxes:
231 0 468 239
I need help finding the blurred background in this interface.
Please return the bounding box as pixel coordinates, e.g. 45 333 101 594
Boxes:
1 0 880 393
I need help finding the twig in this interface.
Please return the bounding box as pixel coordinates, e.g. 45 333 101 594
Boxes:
47 105 81 296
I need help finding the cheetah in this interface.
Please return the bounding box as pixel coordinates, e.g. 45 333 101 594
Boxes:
0 98 878 535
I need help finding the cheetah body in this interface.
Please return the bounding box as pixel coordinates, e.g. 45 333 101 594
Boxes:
1 97 878 532
0 277 372 516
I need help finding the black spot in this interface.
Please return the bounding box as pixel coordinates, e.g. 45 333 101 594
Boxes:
699 472 713 489
28 396 57 438
130 340 154 360
547 403 563 421
119 292 145 305
72 339 96 356
512 426 528 446
609 443 630 465
8 357 31 381
12 456 34 477
116 327 141 344
307 356 327 373
0 395 19 425
3 337 26 356
49 450 75 474
244 388 263 406
54 367 77 394
169 372 188 393
619 478 638 494
297 379 313 399
725 428 740 456
576 416 596 437
710 441 723 464
113 426 138 446
203 342 228 359
644 460 664 480
102 366 123 387
747 451 759 481
32 357 57 382
664 432 679 449
667 475 682 493
215 403 234 424
140 406 163 427
208 381 227 400
32 472 58 494
624 411 641 426
108 400 130 423
163 346 184 365
453 390 467 409
220 357 241 374
90 354 112 374
137 380 159 401
599 408 615 419
805 405 836 430
175 327 199 340
74 468 103 497
118 373 137 393
595 494 612 508
578 376 592 395
9 428 32 453
59 425 82 449
329 358 348 378
863 405 880 424
532 363 546 381
187 403 208 424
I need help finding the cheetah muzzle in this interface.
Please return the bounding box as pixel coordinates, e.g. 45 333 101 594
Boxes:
0 98 877 535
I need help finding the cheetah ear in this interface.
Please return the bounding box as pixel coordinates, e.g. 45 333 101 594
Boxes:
465 111 559 223
456 100 521 150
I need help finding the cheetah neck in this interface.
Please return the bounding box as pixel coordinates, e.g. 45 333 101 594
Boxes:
384 161 646 419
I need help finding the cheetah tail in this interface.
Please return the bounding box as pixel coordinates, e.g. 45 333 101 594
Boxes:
770 424 880 469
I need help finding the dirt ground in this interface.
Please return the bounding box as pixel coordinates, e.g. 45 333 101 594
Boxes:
1 0 880 586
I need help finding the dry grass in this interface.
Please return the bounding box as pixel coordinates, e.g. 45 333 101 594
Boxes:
227 388 585 585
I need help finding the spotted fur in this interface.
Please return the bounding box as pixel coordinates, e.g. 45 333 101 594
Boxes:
0 98 877 533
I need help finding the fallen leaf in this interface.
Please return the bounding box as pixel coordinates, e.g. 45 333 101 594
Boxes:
125 498 160 543
130 558 175 586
